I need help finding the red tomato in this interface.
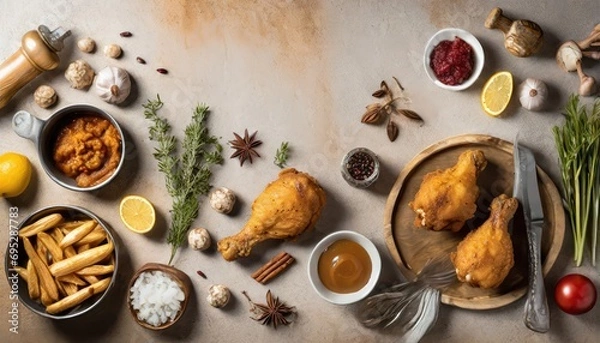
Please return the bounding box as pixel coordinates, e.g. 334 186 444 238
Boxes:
554 274 597 315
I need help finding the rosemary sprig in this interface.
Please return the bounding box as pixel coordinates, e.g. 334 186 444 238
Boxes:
552 95 600 266
143 95 223 265
274 141 290 169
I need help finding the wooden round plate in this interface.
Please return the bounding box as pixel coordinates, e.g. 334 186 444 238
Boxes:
383 134 565 309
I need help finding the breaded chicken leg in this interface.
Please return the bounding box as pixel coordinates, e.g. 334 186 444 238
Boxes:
409 149 487 232
218 168 326 261
450 194 517 289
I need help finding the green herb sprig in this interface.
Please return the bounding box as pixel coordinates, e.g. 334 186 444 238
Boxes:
143 95 223 265
274 141 290 169
552 95 600 266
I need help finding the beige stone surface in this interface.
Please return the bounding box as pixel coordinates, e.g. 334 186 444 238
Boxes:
1 1 599 342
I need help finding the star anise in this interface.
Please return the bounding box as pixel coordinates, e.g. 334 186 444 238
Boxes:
242 290 296 329
228 129 262 166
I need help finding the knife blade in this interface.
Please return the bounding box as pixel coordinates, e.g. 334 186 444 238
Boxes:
515 141 549 333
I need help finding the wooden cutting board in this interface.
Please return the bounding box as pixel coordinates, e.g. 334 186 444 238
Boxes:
383 134 565 310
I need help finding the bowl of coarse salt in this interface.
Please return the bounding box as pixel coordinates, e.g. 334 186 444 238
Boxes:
127 263 192 330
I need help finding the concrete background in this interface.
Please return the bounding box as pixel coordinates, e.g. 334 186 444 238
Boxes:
1 1 599 342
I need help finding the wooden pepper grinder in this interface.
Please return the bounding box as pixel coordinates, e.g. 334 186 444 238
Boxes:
485 7 543 57
0 25 71 109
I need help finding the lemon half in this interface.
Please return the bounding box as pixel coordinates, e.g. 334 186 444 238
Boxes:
119 195 156 233
481 71 513 117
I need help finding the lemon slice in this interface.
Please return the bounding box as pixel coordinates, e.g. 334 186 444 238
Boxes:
481 71 513 117
119 195 156 233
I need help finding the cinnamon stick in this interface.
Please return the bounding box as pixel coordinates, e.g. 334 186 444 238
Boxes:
252 252 294 284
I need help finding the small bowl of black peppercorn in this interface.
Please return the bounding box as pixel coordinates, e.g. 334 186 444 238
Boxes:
341 147 379 188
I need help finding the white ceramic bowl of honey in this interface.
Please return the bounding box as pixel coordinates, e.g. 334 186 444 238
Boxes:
307 230 381 305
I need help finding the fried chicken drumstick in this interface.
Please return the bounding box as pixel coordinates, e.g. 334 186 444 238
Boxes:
451 194 517 289
409 149 487 232
218 168 326 261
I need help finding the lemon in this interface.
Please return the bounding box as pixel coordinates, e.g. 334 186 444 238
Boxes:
119 195 156 233
0 152 32 198
481 71 513 117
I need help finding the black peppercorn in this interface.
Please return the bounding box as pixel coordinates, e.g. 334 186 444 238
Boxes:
346 151 375 181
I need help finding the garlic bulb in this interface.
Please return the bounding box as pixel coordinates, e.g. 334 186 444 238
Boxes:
94 66 131 104
518 78 548 111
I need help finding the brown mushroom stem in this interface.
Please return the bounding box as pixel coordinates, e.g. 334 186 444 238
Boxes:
578 31 600 49
582 50 600 60
576 61 598 97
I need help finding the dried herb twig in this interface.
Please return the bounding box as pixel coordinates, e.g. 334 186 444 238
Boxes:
360 77 423 141
274 141 290 169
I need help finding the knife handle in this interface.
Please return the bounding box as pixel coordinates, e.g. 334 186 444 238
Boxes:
524 220 550 333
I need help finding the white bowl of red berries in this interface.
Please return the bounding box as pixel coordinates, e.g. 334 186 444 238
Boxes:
423 28 485 91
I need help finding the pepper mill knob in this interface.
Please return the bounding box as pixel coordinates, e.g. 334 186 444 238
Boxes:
485 7 543 57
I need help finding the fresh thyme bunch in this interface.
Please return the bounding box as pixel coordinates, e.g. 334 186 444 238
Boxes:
143 95 223 265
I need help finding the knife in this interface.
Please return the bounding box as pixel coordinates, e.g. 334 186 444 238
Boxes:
514 141 549 333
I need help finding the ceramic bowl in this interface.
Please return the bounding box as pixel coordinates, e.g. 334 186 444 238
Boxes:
423 28 485 91
307 230 381 305
12 104 126 192
127 263 192 330
4 205 119 319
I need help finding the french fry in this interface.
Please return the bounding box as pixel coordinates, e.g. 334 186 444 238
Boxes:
61 282 79 296
40 284 53 307
57 220 87 231
90 277 111 295
59 221 96 248
46 286 94 314
37 232 63 262
13 266 29 283
75 265 114 276
82 275 100 284
57 274 87 286
36 241 49 266
77 244 91 254
27 260 40 300
19 213 64 237
23 237 59 302
49 241 114 277
75 227 107 247
46 278 111 314
61 243 98 283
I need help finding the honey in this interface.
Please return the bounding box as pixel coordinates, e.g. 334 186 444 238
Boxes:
318 239 372 293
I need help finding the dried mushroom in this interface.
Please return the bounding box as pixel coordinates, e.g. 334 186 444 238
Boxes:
77 37 95 53
209 187 236 214
207 284 230 308
187 227 211 251
104 44 122 59
64 60 95 89
33 85 57 108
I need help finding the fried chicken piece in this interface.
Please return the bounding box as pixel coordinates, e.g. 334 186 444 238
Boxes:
218 168 326 261
450 194 517 289
409 149 487 232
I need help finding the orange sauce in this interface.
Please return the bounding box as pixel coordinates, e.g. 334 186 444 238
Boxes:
53 114 121 187
318 239 371 293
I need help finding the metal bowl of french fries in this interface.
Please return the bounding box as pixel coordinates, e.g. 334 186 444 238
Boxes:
4 205 119 319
